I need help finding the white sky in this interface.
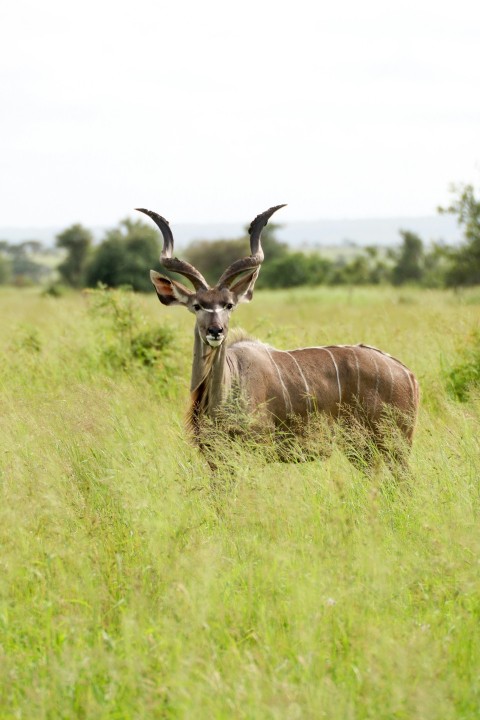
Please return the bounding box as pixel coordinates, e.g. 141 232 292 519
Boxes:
1 0 479 227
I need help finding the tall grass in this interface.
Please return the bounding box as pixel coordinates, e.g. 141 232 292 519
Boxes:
1 286 479 719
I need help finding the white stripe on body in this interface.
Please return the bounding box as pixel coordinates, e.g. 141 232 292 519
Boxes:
371 353 379 415
238 341 414 414
293 344 351 352
263 346 293 415
322 348 342 405
285 351 313 412
361 344 412 407
351 347 361 399
401 366 415 405
385 357 395 403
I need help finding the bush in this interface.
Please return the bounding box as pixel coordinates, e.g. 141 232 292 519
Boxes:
130 327 173 367
42 282 68 298
391 230 424 286
56 224 93 287
259 252 332 288
439 184 480 288
184 225 289 287
86 285 173 370
0 253 12 284
86 219 161 292
446 330 480 401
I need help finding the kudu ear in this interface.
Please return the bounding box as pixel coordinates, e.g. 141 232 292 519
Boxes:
150 270 194 306
229 268 260 304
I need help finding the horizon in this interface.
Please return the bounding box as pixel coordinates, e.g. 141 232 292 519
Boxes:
0 213 460 249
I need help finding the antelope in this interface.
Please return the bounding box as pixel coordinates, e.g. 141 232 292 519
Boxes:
138 205 419 471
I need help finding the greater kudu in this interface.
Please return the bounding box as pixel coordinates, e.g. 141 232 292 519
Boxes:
138 205 419 470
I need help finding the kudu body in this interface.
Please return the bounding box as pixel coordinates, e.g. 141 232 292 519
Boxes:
139 205 419 469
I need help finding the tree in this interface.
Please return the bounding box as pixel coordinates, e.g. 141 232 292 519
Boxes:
18 240 43 254
56 224 93 287
86 218 161 292
422 242 451 288
260 252 332 288
0 240 49 285
327 246 390 286
391 230 424 285
0 252 12 284
438 183 480 287
184 223 289 287
184 237 250 286
363 246 390 285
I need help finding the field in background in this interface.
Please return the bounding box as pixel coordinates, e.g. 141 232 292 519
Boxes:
1 285 479 719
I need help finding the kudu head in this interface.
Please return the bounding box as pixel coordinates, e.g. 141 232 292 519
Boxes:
137 205 286 348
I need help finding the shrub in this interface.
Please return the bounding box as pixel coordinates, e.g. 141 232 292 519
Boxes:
56 224 93 287
86 285 173 370
259 252 332 288
446 330 480 401
12 325 42 354
86 218 162 292
0 253 12 284
42 282 68 298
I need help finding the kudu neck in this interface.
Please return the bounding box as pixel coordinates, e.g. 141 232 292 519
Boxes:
190 326 228 415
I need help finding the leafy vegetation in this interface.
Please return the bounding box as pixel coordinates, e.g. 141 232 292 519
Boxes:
439 183 480 287
185 222 289 286
1 285 479 718
2 183 480 292
0 240 53 286
85 218 162 292
85 284 174 371
0 251 11 284
447 329 480 401
390 230 424 285
56 223 93 288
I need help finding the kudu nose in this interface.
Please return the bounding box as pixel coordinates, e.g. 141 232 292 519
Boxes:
207 325 223 338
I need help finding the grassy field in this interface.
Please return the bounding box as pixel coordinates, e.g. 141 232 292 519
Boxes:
1 285 479 719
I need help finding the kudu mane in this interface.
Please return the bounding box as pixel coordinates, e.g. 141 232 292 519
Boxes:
187 329 262 436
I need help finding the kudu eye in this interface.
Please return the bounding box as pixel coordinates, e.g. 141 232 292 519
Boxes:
225 302 234 310
193 303 201 311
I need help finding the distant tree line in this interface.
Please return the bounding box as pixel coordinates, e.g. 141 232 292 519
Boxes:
0 240 53 286
0 219 160 293
1 183 480 291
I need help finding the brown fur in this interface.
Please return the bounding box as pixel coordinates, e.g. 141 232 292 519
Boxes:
145 205 419 470
187 337 419 469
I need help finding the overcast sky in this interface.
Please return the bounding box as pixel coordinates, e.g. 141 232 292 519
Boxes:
1 0 479 227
